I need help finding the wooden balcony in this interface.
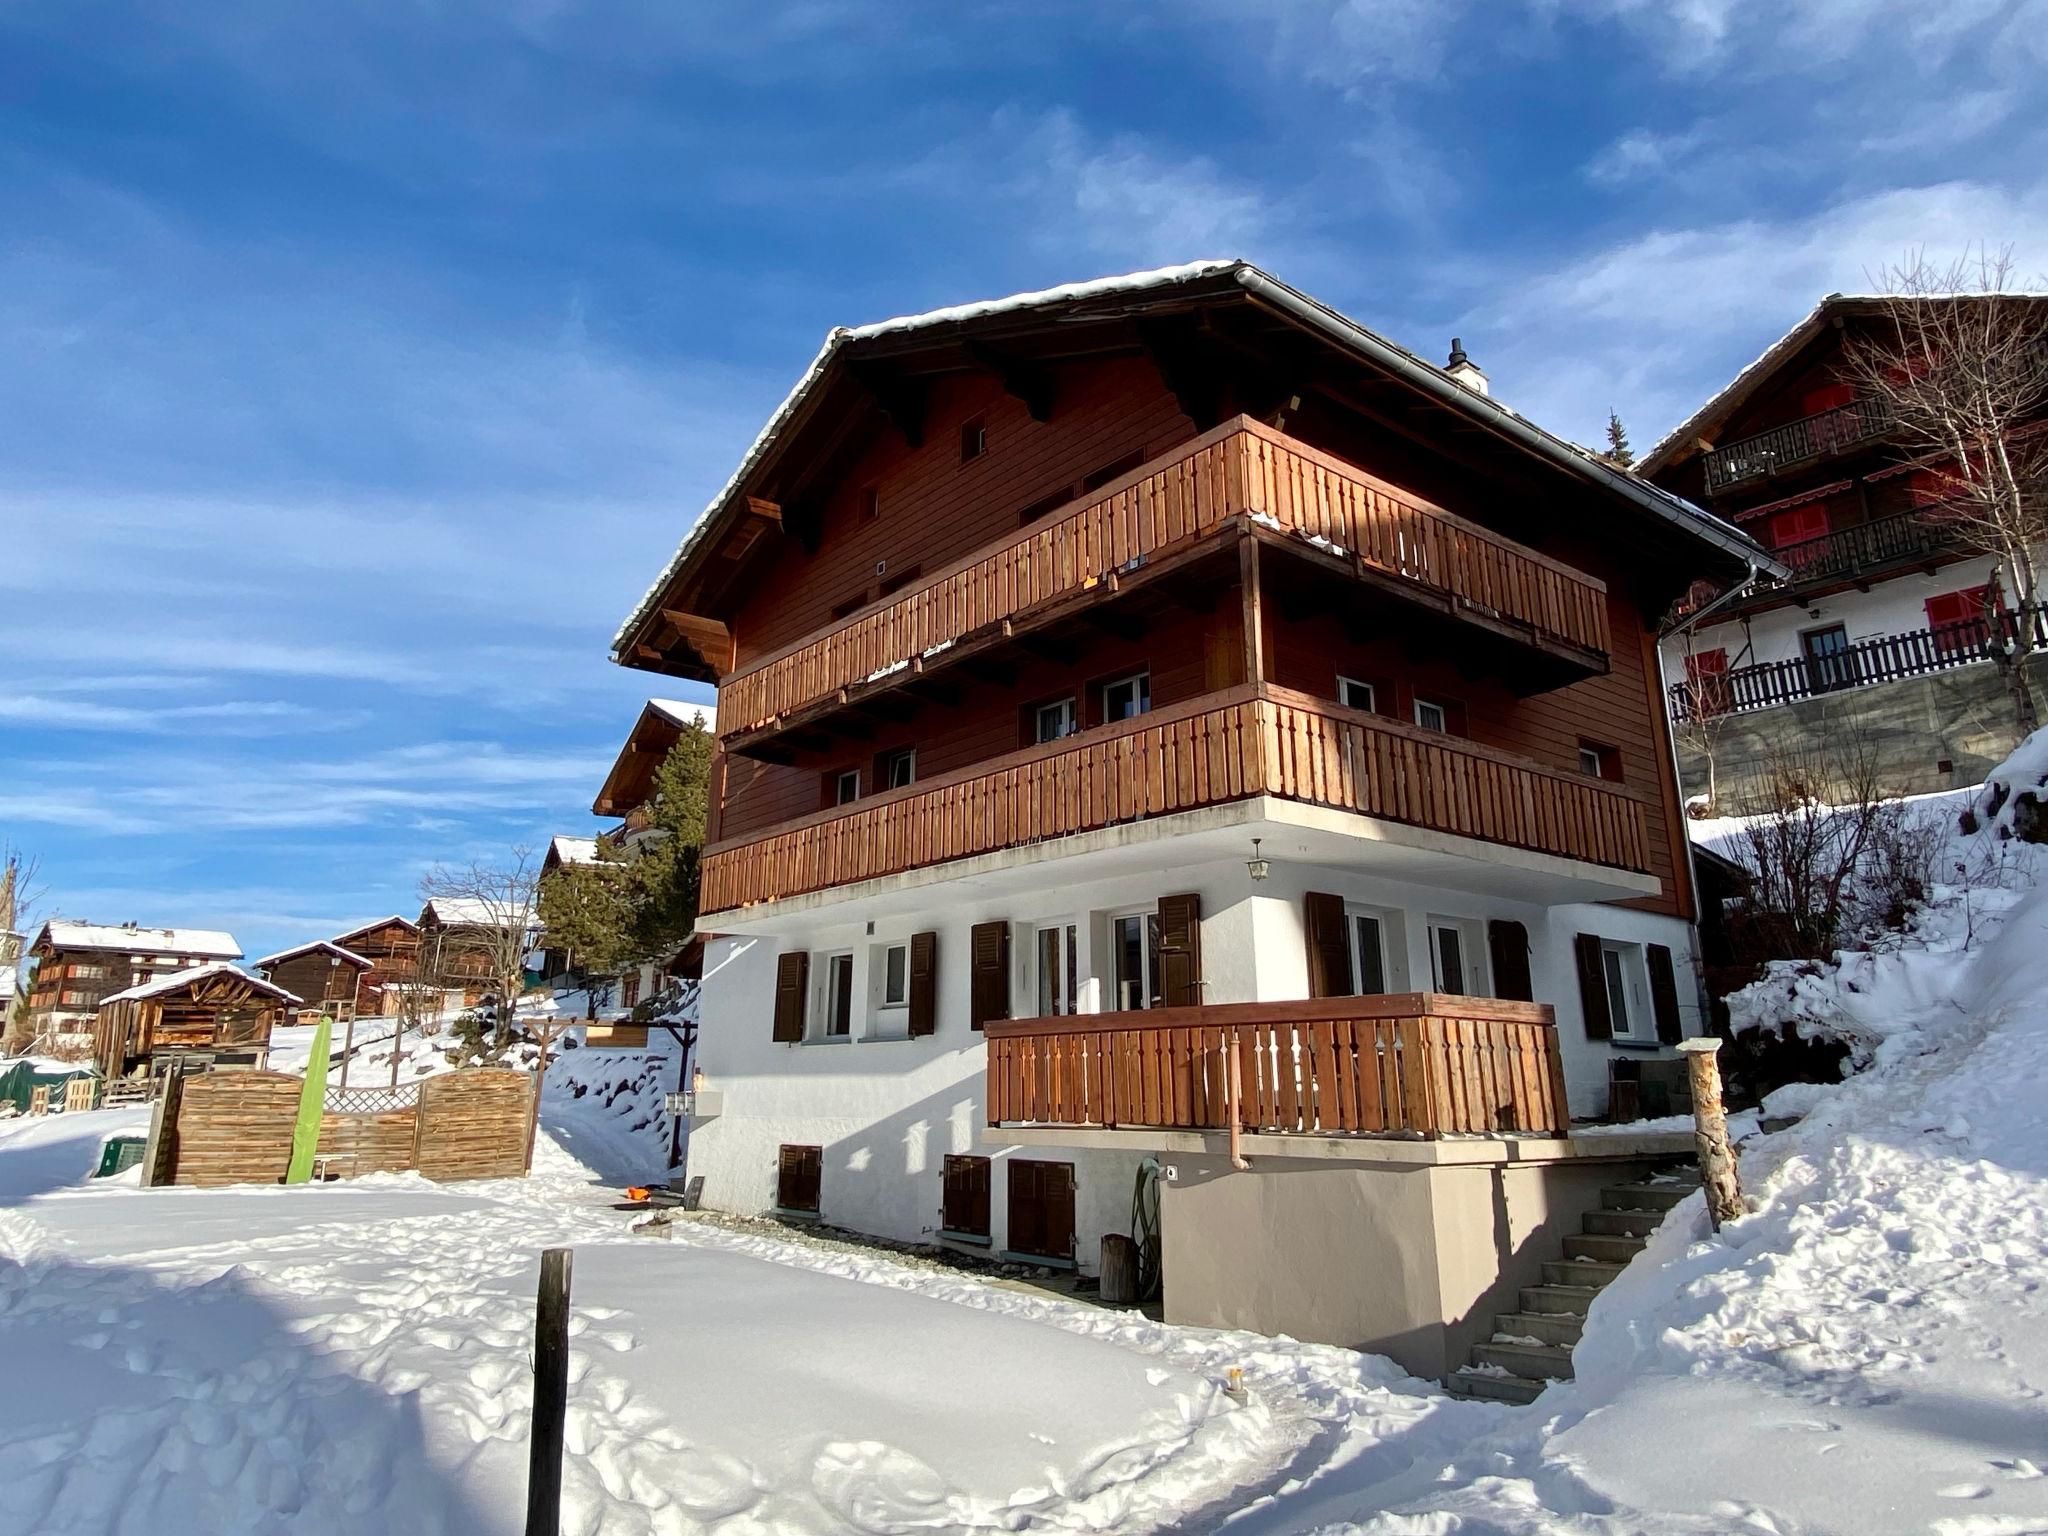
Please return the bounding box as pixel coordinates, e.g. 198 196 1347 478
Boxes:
717 417 1611 741
700 683 1652 912
1702 397 1892 495
985 995 1571 1139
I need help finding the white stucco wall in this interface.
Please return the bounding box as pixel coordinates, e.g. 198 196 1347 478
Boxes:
686 846 1702 1269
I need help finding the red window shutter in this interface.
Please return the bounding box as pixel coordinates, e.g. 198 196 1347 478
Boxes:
1303 892 1353 998
772 952 807 1043
1156 893 1202 1008
1769 504 1830 552
907 931 938 1037
969 921 1010 1031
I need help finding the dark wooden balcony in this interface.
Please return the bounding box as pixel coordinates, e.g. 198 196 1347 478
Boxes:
985 994 1571 1139
1702 397 1892 495
1671 604 2048 720
700 683 1653 912
716 418 1611 745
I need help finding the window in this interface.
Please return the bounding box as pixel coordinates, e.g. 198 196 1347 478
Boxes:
1350 912 1390 995
1427 918 1486 996
1079 449 1146 493
833 768 861 806
880 943 908 1007
1801 625 1858 694
1926 586 1992 657
1579 741 1621 780
942 1154 991 1240
860 486 881 523
1413 698 1448 733
830 592 869 622
819 952 855 1038
1034 697 1078 744
1102 672 1151 724
879 747 916 790
1111 911 1161 1010
777 1145 822 1213
1034 923 1079 1016
621 971 640 1009
877 563 922 599
1337 676 1376 712
1685 648 1731 716
869 941 910 1038
960 418 987 462
1599 940 1649 1041
1768 503 1830 565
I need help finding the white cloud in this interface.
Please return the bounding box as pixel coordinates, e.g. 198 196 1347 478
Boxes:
0 695 328 733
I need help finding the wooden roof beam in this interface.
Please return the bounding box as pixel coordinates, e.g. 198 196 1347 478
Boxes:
963 342 1054 422
847 360 927 448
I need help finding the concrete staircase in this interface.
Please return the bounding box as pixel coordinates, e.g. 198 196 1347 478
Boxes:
1446 1165 1697 1404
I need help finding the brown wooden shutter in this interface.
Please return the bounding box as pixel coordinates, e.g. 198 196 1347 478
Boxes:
908 931 938 1037
970 920 1010 1031
1007 1158 1075 1259
1156 893 1203 1008
1487 920 1533 1002
777 1144 821 1212
772 952 808 1043
1646 943 1684 1045
1573 933 1613 1041
1304 891 1353 998
942 1153 990 1237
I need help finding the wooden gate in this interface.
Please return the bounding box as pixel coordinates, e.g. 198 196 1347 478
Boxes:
413 1070 535 1181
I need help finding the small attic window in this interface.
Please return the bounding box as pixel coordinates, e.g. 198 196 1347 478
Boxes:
860 486 881 523
960 418 988 463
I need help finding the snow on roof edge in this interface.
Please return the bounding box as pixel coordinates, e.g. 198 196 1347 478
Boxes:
99 961 302 1008
253 939 374 970
38 920 242 959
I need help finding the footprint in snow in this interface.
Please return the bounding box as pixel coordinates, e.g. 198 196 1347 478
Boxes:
1937 1482 1992 1499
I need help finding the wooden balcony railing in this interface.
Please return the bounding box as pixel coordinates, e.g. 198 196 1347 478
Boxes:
1702 397 1892 494
985 995 1570 1139
716 417 1610 737
700 684 1652 912
1763 507 1958 584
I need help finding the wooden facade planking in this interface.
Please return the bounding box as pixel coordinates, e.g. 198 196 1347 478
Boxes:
984 994 1570 1138
701 683 1652 912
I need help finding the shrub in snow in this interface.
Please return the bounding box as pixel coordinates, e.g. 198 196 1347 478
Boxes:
1965 725 2048 844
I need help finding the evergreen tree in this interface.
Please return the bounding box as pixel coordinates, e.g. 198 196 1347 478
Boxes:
1604 411 1634 469
627 718 714 957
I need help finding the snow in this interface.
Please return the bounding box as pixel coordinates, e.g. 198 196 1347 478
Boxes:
98 960 301 1007
35 920 241 959
548 835 602 866
420 895 534 930
647 697 715 731
252 938 373 970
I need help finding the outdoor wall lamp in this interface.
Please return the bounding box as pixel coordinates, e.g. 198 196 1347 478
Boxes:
1246 837 1271 882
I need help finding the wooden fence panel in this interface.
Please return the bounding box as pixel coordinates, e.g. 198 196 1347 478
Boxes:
414 1069 535 1181
169 1071 303 1187
317 1109 418 1178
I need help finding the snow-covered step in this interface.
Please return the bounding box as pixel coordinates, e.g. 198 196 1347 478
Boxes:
1445 1366 1546 1405
1563 1232 1649 1264
1541 1256 1628 1289
1471 1339 1575 1380
1518 1283 1602 1316
1582 1208 1664 1239
1601 1181 1692 1212
1495 1310 1582 1347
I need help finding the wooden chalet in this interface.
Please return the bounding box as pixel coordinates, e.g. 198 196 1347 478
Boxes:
610 263 1773 1388
254 939 374 1020
417 897 534 1007
330 915 422 1018
95 963 298 1081
22 921 242 1060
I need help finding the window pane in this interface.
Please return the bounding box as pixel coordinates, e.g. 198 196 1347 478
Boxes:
1354 915 1387 994
828 955 854 1034
1036 928 1060 1016
1416 700 1447 732
885 945 907 1005
1114 914 1156 1009
1104 674 1151 722
1603 946 1631 1035
1433 925 1464 993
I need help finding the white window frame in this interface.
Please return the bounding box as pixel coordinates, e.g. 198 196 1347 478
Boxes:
1579 746 1604 778
1107 907 1160 1011
1033 922 1080 1016
1425 916 1487 997
1600 939 1651 1041
1101 671 1152 724
1337 675 1376 713
816 951 856 1040
834 768 861 805
867 941 911 1039
1413 698 1449 733
881 748 916 790
1345 904 1406 995
1035 697 1078 744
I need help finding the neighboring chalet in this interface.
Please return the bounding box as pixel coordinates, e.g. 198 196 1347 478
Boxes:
611 262 1772 1380
254 940 375 1020
533 836 602 982
331 915 421 1017
22 922 242 1060
417 897 536 1009
1646 293 2048 805
94 962 298 1081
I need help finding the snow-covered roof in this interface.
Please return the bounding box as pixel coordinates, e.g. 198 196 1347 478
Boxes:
35 921 241 960
253 939 374 970
549 835 602 867
614 259 1771 654
332 914 420 945
98 961 301 1008
420 896 536 931
648 698 715 731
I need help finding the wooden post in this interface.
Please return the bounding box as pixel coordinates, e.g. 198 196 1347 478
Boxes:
1100 1233 1138 1305
526 1247 572 1536
338 1013 356 1093
139 1069 183 1188
1677 1038 1742 1230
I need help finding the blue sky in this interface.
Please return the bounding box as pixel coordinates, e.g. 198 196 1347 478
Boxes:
4 1 2045 960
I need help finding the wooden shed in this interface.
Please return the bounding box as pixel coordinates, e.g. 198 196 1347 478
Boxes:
95 963 300 1081
254 939 372 1020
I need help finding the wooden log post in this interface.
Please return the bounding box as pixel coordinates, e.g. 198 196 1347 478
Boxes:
526 1247 573 1536
1676 1038 1742 1230
1100 1233 1139 1306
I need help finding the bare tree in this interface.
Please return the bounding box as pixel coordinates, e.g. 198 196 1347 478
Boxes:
0 846 46 1055
1669 627 1734 814
1843 247 2048 732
